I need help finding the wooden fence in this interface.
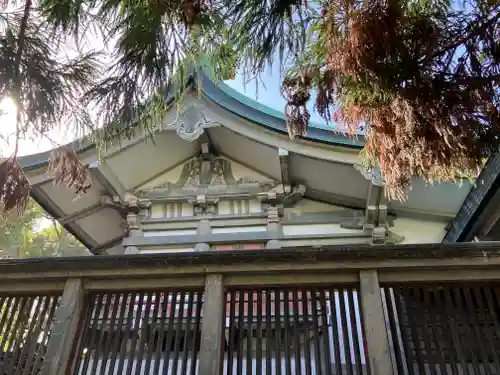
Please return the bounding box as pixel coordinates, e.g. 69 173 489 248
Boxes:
0 242 499 375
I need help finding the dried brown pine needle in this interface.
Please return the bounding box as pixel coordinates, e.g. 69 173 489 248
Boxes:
282 0 499 200
48 148 91 197
0 157 31 214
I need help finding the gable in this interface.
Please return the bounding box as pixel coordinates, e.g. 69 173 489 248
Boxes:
285 198 347 215
135 155 276 193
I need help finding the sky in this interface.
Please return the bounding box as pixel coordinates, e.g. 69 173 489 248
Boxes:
0 57 334 158
224 66 329 126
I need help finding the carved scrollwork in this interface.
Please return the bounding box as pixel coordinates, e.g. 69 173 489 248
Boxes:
168 104 218 141
354 165 385 186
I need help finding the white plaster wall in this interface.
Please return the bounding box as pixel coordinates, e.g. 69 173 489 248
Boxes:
136 162 185 190
283 224 361 236
140 247 194 254
218 199 262 215
143 229 197 237
212 226 267 234
228 157 274 183
218 201 231 214
286 199 345 215
150 204 164 218
392 217 447 244
249 199 262 213
150 203 193 218
181 203 193 216
281 238 371 246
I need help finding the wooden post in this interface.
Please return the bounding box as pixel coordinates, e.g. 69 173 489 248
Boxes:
359 270 394 375
198 274 225 375
41 278 84 375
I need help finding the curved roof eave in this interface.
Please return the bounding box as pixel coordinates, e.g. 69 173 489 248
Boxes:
19 69 363 171
197 71 364 148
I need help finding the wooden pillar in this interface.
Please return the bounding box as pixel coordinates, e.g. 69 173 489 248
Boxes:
198 274 225 375
41 278 84 375
359 270 394 375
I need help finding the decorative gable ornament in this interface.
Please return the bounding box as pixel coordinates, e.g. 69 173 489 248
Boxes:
168 104 218 141
354 165 385 186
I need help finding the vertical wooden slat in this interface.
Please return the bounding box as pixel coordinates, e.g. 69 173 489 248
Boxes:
0 296 8 327
256 290 263 375
153 292 168 375
453 287 481 374
108 293 129 375
355 291 371 375
21 296 52 375
339 289 354 375
181 291 195 375
33 297 58 375
163 292 182 375
302 290 312 375
275 290 282 375
474 287 499 370
198 274 224 375
0 296 21 357
442 287 470 375
423 288 447 375
402 287 426 374
237 291 244 375
137 293 153 375
310 290 323 375
348 290 364 375
318 290 333 375
90 292 113 375
144 292 162 375
247 291 254 375
116 292 137 375
162 290 180 375
265 290 272 375
41 279 84 375
13 296 39 375
383 288 405 374
79 294 103 375
414 287 435 375
463 286 492 374
392 287 417 375
227 290 236 375
433 288 460 375
101 293 121 374
483 286 500 370
359 270 394 375
3 296 29 374
292 289 303 375
171 290 186 375
125 291 145 375
283 289 292 375
329 289 342 375
191 291 203 375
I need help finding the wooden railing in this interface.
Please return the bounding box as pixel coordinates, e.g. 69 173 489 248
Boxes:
0 242 500 375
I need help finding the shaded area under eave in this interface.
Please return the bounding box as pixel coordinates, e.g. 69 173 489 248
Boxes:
17 70 476 253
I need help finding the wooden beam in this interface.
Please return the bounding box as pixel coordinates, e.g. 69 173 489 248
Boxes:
1 243 500 281
85 276 205 290
0 281 65 293
41 278 84 375
90 160 127 200
91 233 127 254
359 270 394 375
198 274 224 375
279 148 291 185
58 202 104 225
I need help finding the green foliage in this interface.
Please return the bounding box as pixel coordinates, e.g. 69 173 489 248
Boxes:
1 0 498 209
0 199 88 258
281 0 499 199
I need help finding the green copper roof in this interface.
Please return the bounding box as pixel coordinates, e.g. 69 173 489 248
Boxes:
199 71 364 148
